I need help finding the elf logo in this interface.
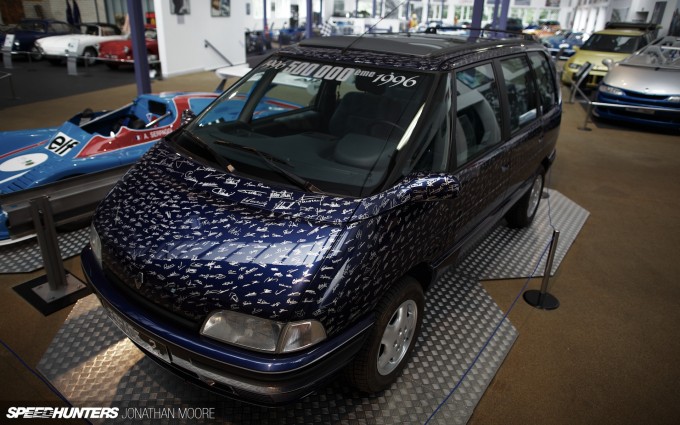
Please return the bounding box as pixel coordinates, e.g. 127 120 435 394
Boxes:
46 132 80 156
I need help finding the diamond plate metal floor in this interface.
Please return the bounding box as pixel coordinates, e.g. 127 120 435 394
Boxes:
36 190 588 424
0 227 89 274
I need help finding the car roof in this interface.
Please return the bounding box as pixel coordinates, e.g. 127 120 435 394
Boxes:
283 33 540 72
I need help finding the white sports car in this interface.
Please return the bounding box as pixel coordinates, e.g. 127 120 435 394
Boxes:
36 22 125 66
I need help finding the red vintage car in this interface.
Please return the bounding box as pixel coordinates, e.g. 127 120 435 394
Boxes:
98 26 158 69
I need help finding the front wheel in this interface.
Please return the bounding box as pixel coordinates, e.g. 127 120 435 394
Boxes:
505 168 545 228
30 46 43 61
346 276 424 393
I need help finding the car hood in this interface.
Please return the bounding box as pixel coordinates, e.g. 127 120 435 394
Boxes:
603 63 680 95
94 142 365 323
0 126 60 194
570 50 631 72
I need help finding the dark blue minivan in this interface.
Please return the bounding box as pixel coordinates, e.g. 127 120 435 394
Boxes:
82 32 561 405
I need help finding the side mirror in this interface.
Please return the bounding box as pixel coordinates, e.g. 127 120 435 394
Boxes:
398 173 460 203
354 174 461 220
602 58 614 69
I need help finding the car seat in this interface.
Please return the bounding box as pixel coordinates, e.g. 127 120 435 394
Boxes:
328 75 406 139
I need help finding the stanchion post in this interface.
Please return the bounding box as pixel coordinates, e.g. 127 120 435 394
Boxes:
67 53 78 76
579 101 593 131
30 197 68 291
524 229 560 310
2 51 12 69
27 196 86 304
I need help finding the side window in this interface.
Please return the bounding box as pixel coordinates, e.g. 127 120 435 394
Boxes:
197 73 262 125
528 52 557 114
454 63 502 167
500 56 538 133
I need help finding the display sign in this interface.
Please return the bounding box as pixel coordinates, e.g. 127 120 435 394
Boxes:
2 34 14 51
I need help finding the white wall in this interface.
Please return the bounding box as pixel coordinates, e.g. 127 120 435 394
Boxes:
569 0 678 36
154 0 247 77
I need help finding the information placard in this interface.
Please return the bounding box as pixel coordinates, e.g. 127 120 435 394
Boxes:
2 34 15 52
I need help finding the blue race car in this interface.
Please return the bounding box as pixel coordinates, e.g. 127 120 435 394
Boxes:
0 91 218 243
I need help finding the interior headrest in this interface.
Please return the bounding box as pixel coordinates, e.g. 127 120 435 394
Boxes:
355 75 385 95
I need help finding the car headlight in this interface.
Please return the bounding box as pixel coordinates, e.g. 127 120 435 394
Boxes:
667 96 680 103
89 224 102 268
599 84 624 96
568 62 581 70
201 310 327 353
559 43 570 49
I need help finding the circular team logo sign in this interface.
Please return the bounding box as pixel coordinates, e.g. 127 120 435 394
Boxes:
0 153 49 172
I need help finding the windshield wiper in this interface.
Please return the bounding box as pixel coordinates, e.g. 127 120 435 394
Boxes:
215 139 322 193
180 130 236 173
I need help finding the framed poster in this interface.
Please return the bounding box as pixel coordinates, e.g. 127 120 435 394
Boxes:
211 0 230 17
171 0 190 15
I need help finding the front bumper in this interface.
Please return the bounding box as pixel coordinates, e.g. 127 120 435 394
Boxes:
594 92 680 130
80 246 372 405
561 65 606 87
99 54 134 64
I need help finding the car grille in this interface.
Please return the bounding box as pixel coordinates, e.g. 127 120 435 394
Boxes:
621 90 674 103
102 249 203 330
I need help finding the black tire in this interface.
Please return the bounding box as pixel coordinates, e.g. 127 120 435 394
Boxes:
30 46 43 61
505 167 545 228
346 276 424 393
81 47 97 66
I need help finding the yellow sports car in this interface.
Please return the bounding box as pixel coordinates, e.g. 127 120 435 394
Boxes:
561 22 658 88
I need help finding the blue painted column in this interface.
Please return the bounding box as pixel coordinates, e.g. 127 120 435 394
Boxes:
126 0 150 95
499 0 511 30
469 0 484 39
263 0 268 32
306 0 313 38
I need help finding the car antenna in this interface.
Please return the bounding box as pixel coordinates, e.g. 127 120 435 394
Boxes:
341 0 408 55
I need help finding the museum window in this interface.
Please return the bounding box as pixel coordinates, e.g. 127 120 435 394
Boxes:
500 56 538 134
454 62 502 167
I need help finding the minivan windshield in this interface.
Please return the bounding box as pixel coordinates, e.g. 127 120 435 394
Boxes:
174 57 434 197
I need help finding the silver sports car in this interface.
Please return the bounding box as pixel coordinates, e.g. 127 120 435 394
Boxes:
595 36 680 130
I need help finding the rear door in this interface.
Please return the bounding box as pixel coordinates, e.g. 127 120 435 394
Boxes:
529 50 561 157
497 53 544 203
446 60 509 257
